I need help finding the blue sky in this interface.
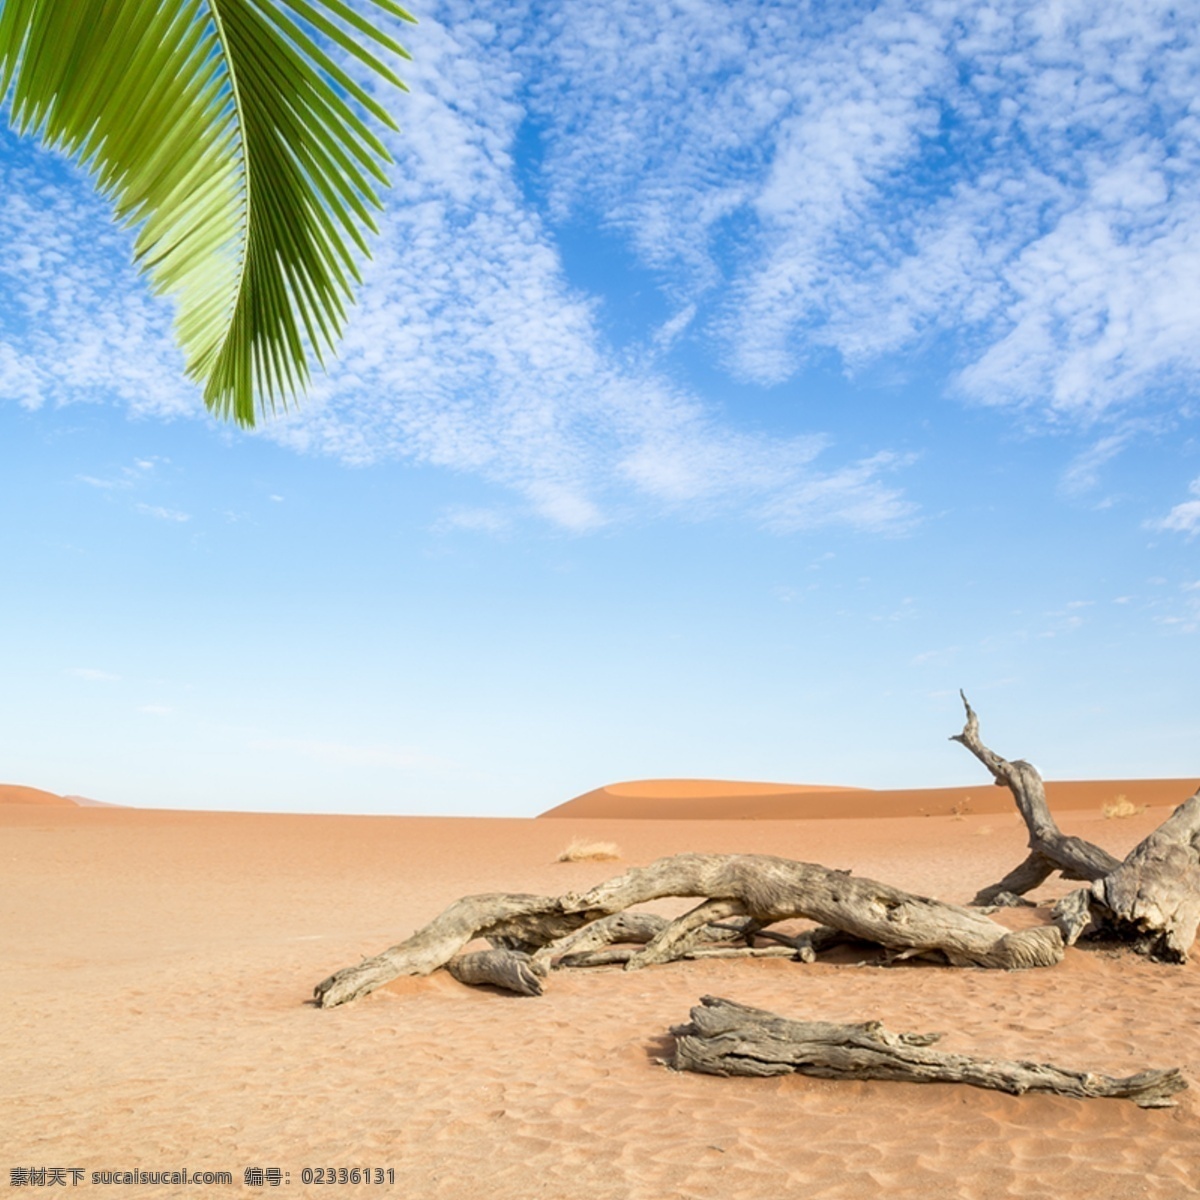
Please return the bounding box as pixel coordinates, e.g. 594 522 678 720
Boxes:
2 0 1199 815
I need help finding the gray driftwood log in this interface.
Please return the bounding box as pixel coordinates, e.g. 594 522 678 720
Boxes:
446 948 548 996
669 996 1187 1108
313 893 597 1007
953 693 1200 961
315 852 1064 1007
562 853 1063 971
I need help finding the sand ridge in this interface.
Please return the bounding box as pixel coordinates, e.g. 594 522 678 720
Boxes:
0 781 75 806
543 776 1199 820
4 801 1199 1199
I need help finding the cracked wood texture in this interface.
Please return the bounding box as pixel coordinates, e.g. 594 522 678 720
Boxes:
1090 792 1200 961
313 893 596 1008
446 948 548 996
564 853 1063 970
670 996 1187 1108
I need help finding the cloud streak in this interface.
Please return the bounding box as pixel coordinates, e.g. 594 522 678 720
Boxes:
3 0 1198 531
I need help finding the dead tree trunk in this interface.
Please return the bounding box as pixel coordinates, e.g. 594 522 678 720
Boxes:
951 693 1120 904
1062 793 1200 961
313 893 596 1008
953 693 1200 961
315 851 1065 1006
446 948 548 996
669 996 1187 1108
563 853 1063 970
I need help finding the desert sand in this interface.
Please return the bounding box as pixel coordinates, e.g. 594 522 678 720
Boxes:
544 776 1198 820
4 785 1200 1199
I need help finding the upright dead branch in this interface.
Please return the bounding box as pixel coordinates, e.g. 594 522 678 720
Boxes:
951 692 1119 904
669 996 1187 1108
953 693 1200 961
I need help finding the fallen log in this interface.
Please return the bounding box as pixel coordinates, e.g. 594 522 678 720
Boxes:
532 910 748 970
561 945 798 968
669 996 1187 1108
315 849 1062 1006
446 948 547 996
564 853 1063 970
313 893 595 1008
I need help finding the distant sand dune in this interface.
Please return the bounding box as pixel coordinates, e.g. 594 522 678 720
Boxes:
542 777 1200 820
0 783 119 808
0 782 74 807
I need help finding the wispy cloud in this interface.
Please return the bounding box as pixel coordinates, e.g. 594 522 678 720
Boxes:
77 458 167 491
1148 477 1200 536
70 667 120 682
0 142 198 418
247 2 919 534
134 503 190 523
525 0 1200 424
5 0 1199 531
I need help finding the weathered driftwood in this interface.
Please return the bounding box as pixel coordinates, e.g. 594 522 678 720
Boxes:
313 893 597 1008
953 693 1200 961
315 850 1063 1006
669 996 1187 1108
446 948 548 996
561 945 798 968
951 694 1120 904
1056 793 1200 961
531 910 746 970
564 853 1063 970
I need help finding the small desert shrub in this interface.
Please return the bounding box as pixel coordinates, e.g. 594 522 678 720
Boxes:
1103 795 1143 819
950 798 972 820
556 839 621 863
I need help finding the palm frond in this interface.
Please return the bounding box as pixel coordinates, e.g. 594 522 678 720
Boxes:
0 0 414 425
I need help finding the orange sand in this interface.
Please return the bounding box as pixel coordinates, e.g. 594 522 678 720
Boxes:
544 777 1199 820
0 781 74 806
4 797 1200 1198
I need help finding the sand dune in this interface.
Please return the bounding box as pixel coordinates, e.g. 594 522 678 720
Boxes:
4 800 1198 1199
0 782 118 807
543 776 1199 820
0 781 74 806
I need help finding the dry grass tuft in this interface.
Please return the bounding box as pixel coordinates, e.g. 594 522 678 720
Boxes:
950 798 973 821
1102 795 1144 819
556 839 621 863
972 825 994 837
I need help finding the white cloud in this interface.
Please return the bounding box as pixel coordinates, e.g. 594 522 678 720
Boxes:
0 144 199 418
134 503 190 522
1060 434 1131 497
253 0 914 534
7 0 1198 531
70 668 120 682
524 0 1200 423
1148 477 1200 536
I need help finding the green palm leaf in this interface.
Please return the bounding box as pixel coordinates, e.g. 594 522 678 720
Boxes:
0 0 414 425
